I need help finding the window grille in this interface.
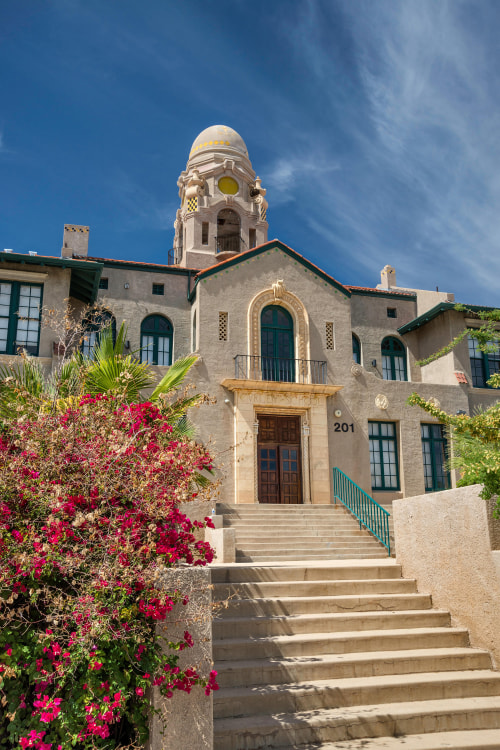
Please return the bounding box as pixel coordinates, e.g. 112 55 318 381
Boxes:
326 322 334 350
369 421 400 490
219 312 228 341
387 308 397 318
0 281 43 356
99 278 108 290
152 283 164 296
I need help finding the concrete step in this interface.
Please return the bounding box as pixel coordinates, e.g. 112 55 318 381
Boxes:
234 549 388 560
213 696 500 749
234 538 383 547
213 627 471 662
213 577 418 599
214 671 500 718
295 729 500 749
215 647 492 688
213 609 451 639
235 552 390 562
211 562 402 584
232 530 375 539
223 592 432 617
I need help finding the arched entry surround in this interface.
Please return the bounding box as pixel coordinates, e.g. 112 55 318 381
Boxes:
248 286 310 364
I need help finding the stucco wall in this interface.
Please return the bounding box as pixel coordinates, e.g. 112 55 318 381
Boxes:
393 485 500 667
147 567 213 750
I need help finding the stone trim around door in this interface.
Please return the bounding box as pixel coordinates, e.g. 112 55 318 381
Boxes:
222 380 341 505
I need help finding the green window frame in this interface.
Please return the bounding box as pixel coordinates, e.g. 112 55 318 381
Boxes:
369 421 400 491
468 334 500 388
261 305 294 382
80 310 116 358
421 423 451 492
0 280 43 356
141 314 173 366
382 336 407 381
352 333 361 364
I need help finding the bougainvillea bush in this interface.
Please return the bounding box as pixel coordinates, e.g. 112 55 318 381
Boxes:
0 394 217 749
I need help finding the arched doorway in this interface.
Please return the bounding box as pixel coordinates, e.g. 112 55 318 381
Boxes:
216 209 240 254
261 305 294 382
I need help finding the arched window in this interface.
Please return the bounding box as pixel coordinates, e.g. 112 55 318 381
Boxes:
261 305 294 382
141 315 173 366
217 209 240 254
381 336 407 381
352 333 361 364
81 310 116 358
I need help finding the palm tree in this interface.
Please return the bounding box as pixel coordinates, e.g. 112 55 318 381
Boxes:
0 322 202 435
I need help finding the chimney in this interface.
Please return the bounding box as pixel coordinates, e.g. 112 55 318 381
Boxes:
61 225 89 259
380 264 396 289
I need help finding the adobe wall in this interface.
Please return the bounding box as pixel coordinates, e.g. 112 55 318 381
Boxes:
393 485 500 667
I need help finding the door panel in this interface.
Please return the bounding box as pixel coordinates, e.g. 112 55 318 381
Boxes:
258 446 279 504
257 415 302 504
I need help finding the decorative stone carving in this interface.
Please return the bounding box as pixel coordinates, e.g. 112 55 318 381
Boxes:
351 362 363 377
184 169 205 200
375 394 389 410
250 176 268 214
428 397 441 409
249 288 309 362
272 279 286 301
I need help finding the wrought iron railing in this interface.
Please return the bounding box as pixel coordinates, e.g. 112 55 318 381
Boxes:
234 354 327 384
168 248 182 265
332 467 391 555
216 234 240 254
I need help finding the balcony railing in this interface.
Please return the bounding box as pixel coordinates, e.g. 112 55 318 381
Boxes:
168 248 182 265
216 234 240 254
234 354 327 385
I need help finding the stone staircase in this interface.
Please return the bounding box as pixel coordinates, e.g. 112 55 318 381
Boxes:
212 559 500 749
218 503 390 562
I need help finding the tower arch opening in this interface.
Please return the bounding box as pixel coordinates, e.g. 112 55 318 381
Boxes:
217 209 241 256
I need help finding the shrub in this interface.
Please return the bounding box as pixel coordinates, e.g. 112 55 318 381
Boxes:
0 395 217 749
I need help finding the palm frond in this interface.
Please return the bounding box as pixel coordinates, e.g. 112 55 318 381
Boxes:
0 357 46 418
150 355 198 402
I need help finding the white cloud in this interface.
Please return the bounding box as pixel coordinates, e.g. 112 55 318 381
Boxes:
268 0 500 300
263 155 340 206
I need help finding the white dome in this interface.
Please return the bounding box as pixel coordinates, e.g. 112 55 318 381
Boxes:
189 125 248 159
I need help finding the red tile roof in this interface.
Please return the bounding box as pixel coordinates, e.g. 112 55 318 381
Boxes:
87 256 193 271
346 285 416 297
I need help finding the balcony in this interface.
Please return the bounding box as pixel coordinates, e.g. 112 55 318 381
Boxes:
234 354 327 385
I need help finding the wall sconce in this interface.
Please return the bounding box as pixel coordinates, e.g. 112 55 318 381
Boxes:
302 423 310 437
125 340 130 350
253 422 259 435
124 282 130 289
371 359 377 367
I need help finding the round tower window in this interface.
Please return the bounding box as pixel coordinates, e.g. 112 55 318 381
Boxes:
218 176 239 195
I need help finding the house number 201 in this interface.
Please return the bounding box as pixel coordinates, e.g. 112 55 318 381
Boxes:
334 422 354 433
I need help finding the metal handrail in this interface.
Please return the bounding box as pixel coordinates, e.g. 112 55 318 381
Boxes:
332 467 391 555
234 354 327 385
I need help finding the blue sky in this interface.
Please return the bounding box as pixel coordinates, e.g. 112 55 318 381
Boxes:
2 0 500 304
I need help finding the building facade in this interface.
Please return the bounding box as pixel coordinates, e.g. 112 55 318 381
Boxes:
1 125 498 507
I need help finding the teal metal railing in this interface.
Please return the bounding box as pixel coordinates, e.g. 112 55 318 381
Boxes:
332 467 391 556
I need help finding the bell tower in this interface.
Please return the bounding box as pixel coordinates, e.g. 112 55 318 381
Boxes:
172 125 268 269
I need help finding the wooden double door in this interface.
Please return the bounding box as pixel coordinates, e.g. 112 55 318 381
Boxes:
257 414 302 504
